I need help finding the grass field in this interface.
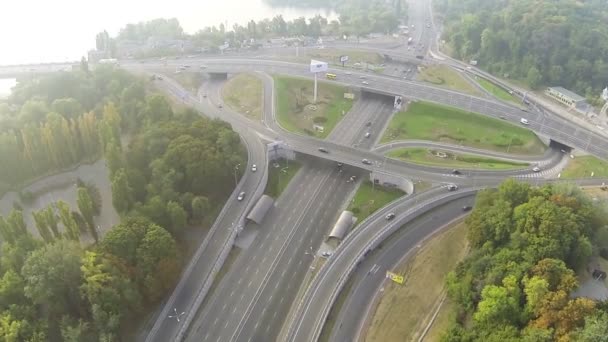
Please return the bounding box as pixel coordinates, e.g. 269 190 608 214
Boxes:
365 222 469 342
476 77 518 103
387 147 529 170
222 73 263 120
265 160 301 198
381 101 546 154
422 298 457 342
347 181 405 224
561 156 608 179
274 75 353 138
416 65 481 96
287 48 384 66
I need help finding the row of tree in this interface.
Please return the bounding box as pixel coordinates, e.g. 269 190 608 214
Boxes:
0 66 147 195
96 0 405 57
435 0 608 103
0 214 178 340
441 180 608 341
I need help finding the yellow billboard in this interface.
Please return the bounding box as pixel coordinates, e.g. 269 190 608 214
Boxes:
386 271 404 284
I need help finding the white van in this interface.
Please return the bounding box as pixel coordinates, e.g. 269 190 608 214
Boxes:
520 118 529 125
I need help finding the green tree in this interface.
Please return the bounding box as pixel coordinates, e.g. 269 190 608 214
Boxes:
167 201 187 233
21 240 83 317
31 210 54 243
77 187 98 242
42 205 61 238
111 168 133 213
574 311 608 342
57 200 80 241
191 196 210 222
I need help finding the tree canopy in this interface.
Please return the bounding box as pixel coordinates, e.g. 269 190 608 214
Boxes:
436 0 608 101
443 180 608 341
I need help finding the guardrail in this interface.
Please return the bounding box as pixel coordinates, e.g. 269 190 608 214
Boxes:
145 80 269 342
312 189 480 340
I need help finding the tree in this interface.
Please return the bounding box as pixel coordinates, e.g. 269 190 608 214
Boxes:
474 275 521 326
77 187 98 242
526 67 542 89
57 201 80 241
104 142 123 178
6 210 28 240
191 196 210 222
31 210 54 243
136 224 179 301
574 311 608 341
42 205 61 238
111 168 133 213
80 251 140 336
21 240 83 317
167 201 187 233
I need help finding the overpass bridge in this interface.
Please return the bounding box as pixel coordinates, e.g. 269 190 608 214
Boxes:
0 62 78 78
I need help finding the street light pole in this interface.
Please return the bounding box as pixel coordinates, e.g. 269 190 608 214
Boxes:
234 164 241 188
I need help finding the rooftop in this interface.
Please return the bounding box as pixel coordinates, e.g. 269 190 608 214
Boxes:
549 86 586 102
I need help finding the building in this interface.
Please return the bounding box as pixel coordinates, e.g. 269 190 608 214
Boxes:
546 86 591 114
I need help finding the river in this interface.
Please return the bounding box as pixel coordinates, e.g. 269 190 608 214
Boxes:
0 0 335 66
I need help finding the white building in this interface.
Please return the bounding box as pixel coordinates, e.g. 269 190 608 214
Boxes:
545 86 591 114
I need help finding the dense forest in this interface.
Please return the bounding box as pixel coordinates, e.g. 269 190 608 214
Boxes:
442 180 608 341
0 60 246 339
0 64 143 195
435 0 608 103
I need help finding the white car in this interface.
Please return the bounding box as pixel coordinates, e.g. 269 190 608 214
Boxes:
365 132 371 138
532 166 541 172
237 192 246 201
520 118 529 125
447 184 458 191
251 164 257 172
361 81 369 85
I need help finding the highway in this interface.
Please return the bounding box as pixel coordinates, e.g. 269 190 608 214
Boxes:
329 196 475 342
130 58 608 164
184 78 395 342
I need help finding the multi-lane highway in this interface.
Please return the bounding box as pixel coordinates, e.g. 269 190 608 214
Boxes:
124 5 608 340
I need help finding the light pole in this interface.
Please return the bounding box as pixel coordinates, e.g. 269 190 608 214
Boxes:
168 308 185 322
234 164 241 188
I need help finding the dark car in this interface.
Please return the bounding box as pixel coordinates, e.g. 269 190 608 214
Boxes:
362 159 372 165
452 169 461 175
318 147 329 153
462 205 472 211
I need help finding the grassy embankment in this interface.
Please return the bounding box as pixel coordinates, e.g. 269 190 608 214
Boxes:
387 147 529 170
347 181 405 224
222 73 263 120
416 65 482 96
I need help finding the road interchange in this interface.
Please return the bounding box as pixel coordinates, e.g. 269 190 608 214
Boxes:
129 24 608 342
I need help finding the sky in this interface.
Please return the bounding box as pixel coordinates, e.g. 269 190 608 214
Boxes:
0 0 335 65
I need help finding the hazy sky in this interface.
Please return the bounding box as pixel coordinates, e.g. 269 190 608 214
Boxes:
0 0 334 65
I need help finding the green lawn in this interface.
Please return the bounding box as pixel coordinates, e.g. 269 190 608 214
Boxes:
387 148 529 170
222 73 263 120
561 156 608 179
416 65 482 96
264 160 301 198
274 75 354 138
347 181 405 224
381 101 546 155
476 77 518 103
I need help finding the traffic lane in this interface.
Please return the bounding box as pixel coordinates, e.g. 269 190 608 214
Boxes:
145 97 267 342
220 166 338 342
235 165 363 342
330 196 474 342
186 164 330 342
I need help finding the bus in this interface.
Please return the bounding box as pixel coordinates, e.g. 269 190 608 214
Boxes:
325 73 337 80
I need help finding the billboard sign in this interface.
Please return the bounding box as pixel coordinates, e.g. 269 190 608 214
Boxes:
340 55 349 63
310 59 328 73
386 271 404 284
